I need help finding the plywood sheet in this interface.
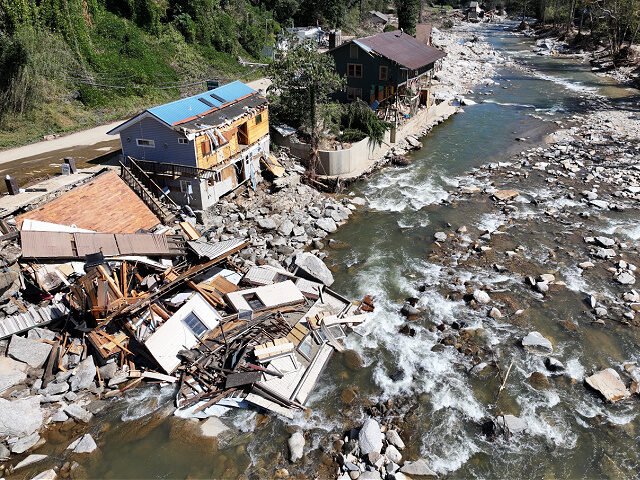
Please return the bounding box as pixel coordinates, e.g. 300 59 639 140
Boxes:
17 171 160 233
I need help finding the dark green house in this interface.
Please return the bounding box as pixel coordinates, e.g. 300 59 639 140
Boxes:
327 30 446 106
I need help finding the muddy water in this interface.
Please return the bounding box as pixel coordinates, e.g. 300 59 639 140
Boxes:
69 24 640 479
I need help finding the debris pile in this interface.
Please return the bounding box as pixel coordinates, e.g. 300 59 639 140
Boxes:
0 183 374 464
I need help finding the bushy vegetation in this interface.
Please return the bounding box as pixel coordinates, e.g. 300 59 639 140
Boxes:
0 0 397 147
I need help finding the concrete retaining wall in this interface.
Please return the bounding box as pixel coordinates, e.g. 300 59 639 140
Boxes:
273 101 455 177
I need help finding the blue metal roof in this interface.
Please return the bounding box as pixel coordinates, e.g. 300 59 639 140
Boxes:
148 81 256 126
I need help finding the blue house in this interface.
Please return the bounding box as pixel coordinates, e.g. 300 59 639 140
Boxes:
108 81 270 210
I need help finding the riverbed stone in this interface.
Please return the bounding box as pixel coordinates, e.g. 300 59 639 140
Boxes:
200 417 229 438
70 356 96 391
32 469 57 480
400 459 437 478
257 217 278 230
293 252 334 286
545 357 565 373
0 396 44 437
9 432 41 454
358 418 383 455
496 414 528 434
0 356 28 394
585 368 630 403
385 444 402 464
67 434 97 453
522 331 553 354
8 335 52 368
616 272 636 285
64 404 93 423
316 217 338 233
288 431 304 462
386 429 405 450
473 289 490 304
14 453 47 470
434 232 447 242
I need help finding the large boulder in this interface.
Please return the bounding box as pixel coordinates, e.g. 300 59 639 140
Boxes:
400 459 438 478
200 417 230 438
521 331 552 354
70 356 96 392
10 432 41 454
0 270 21 302
358 418 383 455
315 217 338 233
0 396 44 437
64 404 93 423
0 356 28 394
8 335 52 368
288 431 304 463
585 368 630 403
293 252 334 286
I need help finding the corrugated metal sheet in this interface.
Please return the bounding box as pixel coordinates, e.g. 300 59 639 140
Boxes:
187 238 247 260
357 31 446 70
148 81 257 126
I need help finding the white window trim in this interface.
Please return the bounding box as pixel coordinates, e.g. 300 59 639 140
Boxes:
136 138 155 148
178 138 189 144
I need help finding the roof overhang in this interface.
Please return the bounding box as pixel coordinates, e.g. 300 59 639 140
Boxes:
106 111 171 136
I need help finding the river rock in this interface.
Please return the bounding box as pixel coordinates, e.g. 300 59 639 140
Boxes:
358 418 383 455
489 307 502 319
200 417 229 438
70 356 96 392
615 272 636 285
545 357 565 372
521 331 553 354
493 190 519 201
278 219 294 236
98 362 118 380
257 217 278 230
32 469 57 480
473 289 490 304
434 232 447 242
401 303 420 317
386 429 405 449
8 335 52 368
67 434 97 453
400 459 437 478
595 236 615 247
64 404 93 423
0 356 28 394
585 368 630 403
0 442 8 460
293 252 334 286
0 396 44 437
527 372 550 390
385 444 402 463
496 414 528 434
14 453 47 470
359 472 382 480
9 432 41 454
288 431 304 463
40 380 69 396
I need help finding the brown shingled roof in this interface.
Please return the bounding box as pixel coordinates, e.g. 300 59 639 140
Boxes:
357 30 446 70
17 171 160 234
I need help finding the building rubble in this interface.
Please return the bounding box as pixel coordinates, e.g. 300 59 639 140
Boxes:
0 197 375 461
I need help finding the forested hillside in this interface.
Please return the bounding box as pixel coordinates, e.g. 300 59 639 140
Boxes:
0 0 385 148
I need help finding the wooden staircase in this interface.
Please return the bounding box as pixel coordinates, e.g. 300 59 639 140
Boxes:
120 159 178 225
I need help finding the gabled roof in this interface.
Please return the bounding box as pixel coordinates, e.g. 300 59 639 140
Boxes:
355 30 446 70
107 81 258 135
368 10 389 22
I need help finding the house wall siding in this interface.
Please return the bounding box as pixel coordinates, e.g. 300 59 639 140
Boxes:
328 43 434 103
119 116 197 167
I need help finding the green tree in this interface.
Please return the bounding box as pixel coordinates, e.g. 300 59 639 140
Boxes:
267 41 345 175
395 0 421 35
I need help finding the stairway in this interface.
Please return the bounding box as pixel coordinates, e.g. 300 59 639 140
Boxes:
120 161 177 224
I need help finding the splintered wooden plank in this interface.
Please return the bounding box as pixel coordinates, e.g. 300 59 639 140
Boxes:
179 222 201 241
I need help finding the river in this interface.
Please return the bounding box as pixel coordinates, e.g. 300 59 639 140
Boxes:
77 22 640 480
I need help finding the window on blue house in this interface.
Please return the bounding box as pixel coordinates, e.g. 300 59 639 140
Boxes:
136 139 155 148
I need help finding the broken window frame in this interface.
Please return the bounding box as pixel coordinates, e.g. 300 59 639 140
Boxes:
242 292 265 311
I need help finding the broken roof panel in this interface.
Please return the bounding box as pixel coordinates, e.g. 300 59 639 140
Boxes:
356 30 446 70
187 238 247 260
16 171 160 234
20 231 184 259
